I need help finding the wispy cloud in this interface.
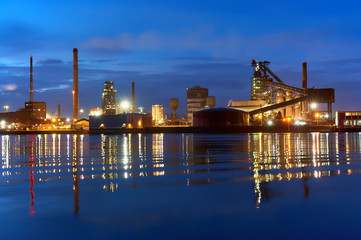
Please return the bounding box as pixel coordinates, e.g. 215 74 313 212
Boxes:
0 84 17 92
37 59 64 65
36 84 70 93
168 56 235 62
81 28 243 52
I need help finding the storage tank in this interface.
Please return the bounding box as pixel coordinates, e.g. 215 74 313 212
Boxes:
170 98 179 120
193 108 249 127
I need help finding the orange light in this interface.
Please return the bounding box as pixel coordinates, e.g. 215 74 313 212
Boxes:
51 118 56 122
315 113 320 118
258 115 262 119
283 118 286 122
287 117 291 122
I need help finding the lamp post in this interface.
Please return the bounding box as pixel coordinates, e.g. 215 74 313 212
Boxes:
3 105 9 113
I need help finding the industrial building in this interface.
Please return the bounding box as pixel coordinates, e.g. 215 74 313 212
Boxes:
152 105 164 125
0 56 47 129
187 86 208 123
335 111 361 129
102 81 119 115
89 80 153 129
228 60 335 126
89 113 152 129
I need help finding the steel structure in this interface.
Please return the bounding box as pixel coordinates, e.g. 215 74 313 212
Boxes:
102 81 117 115
249 60 334 121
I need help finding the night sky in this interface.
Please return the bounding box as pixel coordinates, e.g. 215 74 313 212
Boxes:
1 0 361 118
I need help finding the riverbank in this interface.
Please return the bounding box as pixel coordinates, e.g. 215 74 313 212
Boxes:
1 125 359 135
90 125 336 134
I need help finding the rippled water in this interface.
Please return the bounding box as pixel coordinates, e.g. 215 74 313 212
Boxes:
2 133 361 239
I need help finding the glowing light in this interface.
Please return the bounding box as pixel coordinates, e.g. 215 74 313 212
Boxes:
315 113 320 118
311 103 317 109
267 120 273 126
121 101 129 112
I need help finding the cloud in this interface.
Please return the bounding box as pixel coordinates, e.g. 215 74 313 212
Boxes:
37 59 64 65
36 84 70 93
81 29 243 53
0 84 17 92
168 56 235 62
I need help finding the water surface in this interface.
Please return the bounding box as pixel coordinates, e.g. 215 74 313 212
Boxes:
1 133 361 239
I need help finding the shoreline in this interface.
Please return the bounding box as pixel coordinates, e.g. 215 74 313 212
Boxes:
0 125 357 134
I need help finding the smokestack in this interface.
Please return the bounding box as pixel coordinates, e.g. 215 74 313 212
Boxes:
302 62 307 89
132 82 135 113
73 48 79 122
30 56 33 102
57 104 60 119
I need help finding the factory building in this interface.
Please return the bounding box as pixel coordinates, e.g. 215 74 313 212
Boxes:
89 113 152 129
335 111 361 129
0 56 48 129
152 105 164 125
187 86 208 123
227 60 334 126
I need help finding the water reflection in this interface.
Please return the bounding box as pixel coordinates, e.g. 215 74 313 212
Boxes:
2 132 361 213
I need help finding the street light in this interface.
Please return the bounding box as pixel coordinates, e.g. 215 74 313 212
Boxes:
3 105 9 113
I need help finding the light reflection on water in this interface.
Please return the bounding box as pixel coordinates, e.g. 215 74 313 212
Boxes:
1 132 361 216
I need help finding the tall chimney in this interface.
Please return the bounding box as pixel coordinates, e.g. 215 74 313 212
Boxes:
132 82 135 113
57 104 60 119
73 48 79 122
302 62 307 89
30 56 33 102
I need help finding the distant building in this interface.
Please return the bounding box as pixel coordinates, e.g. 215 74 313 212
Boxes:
152 105 164 125
187 86 208 123
336 111 361 128
0 101 46 129
102 82 118 115
24 101 46 120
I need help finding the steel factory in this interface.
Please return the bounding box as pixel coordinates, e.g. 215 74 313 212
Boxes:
0 48 343 131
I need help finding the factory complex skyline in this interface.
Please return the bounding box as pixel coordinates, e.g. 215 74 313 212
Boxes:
2 1 361 118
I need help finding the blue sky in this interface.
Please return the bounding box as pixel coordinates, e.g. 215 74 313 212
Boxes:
1 0 361 117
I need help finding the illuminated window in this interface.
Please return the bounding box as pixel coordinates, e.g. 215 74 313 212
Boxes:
346 112 351 116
